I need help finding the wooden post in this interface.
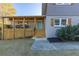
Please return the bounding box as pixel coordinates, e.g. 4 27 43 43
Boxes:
43 17 46 37
13 17 15 40
23 17 25 39
2 17 4 40
34 17 37 37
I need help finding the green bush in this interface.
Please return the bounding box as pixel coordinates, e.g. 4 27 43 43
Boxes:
56 24 79 41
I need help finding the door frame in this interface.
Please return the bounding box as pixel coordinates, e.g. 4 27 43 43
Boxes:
34 17 45 37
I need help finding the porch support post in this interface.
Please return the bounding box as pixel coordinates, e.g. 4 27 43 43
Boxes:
44 17 45 37
23 17 25 39
34 17 37 37
2 17 4 40
13 17 15 40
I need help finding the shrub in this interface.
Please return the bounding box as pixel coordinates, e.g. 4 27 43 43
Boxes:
56 24 79 41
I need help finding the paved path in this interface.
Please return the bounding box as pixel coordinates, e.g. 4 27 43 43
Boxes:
32 40 79 50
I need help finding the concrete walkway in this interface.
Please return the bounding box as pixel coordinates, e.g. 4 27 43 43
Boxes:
32 39 79 50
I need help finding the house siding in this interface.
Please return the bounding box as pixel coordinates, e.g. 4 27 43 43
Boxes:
42 3 79 38
45 16 79 38
44 3 79 16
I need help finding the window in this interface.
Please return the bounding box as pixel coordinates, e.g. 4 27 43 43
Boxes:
56 3 71 5
36 20 43 31
25 25 30 28
16 25 24 28
61 19 66 25
55 19 60 25
54 18 67 27
5 25 13 28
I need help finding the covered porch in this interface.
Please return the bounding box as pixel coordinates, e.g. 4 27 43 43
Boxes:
0 16 45 40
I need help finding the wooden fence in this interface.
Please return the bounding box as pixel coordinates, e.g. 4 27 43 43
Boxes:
3 28 34 40
0 16 45 40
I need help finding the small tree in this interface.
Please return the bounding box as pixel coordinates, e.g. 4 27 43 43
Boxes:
0 3 16 16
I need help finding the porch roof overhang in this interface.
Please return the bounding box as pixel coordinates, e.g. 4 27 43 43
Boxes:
1 16 45 18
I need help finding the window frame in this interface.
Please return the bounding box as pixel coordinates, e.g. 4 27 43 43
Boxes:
56 3 71 5
54 18 68 27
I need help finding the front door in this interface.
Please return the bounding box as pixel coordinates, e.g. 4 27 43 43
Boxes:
35 18 45 37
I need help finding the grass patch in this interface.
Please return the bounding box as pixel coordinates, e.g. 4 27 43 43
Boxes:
0 39 34 56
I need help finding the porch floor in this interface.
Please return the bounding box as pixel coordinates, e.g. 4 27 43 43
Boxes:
32 39 79 50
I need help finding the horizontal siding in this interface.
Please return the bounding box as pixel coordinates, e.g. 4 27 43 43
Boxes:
46 3 79 16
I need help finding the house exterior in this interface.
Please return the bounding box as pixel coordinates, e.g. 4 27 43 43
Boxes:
1 3 79 40
42 3 79 38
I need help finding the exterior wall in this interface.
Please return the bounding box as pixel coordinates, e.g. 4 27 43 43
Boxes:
45 16 79 38
42 3 79 16
42 3 79 38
